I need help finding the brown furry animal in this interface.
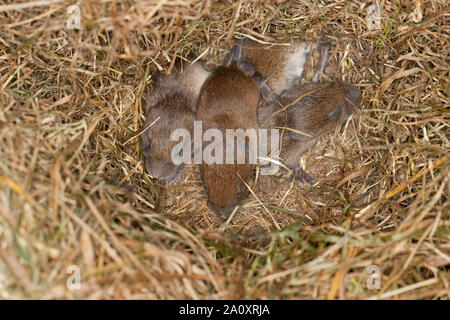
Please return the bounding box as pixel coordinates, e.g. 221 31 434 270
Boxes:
258 81 361 185
226 38 316 94
197 63 260 218
141 62 211 184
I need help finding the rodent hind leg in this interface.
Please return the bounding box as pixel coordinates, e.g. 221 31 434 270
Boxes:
282 140 317 187
312 42 330 83
293 167 317 187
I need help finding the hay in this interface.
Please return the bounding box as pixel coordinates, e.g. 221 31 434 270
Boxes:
0 0 449 299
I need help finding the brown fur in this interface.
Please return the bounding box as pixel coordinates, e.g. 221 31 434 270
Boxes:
228 38 314 94
197 65 260 218
259 81 361 183
229 40 361 185
141 62 211 184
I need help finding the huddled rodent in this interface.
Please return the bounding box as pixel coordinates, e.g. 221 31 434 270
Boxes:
197 62 261 218
141 62 211 184
258 81 361 185
254 42 359 185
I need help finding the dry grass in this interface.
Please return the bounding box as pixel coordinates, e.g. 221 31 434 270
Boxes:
0 0 449 299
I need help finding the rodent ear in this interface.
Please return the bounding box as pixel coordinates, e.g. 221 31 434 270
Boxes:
235 185 245 200
236 60 256 77
140 133 152 153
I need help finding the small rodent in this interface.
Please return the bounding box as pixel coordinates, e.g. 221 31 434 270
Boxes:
258 81 361 185
141 61 211 184
197 62 261 218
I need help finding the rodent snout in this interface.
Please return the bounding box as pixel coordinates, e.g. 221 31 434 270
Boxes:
144 157 183 184
208 203 236 219
344 84 361 109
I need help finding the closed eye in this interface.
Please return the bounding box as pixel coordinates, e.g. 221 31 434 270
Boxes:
235 186 244 199
327 107 342 119
143 137 152 152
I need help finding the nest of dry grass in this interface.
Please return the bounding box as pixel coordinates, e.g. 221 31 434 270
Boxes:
0 0 449 299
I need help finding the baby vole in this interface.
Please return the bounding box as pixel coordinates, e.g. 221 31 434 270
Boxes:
254 43 360 184
141 62 211 184
197 63 261 218
259 81 361 185
199 38 332 218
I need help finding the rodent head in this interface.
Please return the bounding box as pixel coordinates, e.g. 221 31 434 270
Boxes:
281 82 360 139
141 91 195 184
200 162 253 218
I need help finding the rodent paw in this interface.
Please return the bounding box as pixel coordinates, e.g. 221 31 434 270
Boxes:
162 170 183 185
293 168 317 187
